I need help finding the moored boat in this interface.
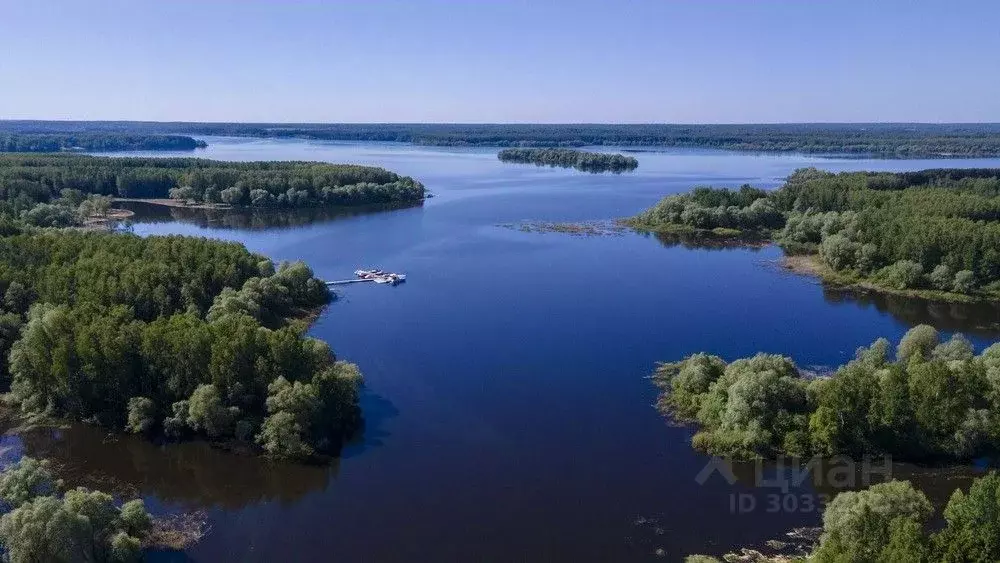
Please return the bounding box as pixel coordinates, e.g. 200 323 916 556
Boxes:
353 268 406 285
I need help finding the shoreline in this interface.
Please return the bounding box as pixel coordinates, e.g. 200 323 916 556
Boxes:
780 253 997 304
81 207 135 230
114 197 233 211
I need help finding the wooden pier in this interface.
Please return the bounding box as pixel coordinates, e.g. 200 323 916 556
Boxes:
325 278 375 286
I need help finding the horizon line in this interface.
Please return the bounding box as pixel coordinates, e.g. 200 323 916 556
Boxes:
3 119 1000 127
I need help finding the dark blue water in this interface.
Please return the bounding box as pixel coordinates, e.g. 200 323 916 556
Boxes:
39 139 1000 561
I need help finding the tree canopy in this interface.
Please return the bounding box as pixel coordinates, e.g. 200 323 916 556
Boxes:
0 229 361 460
0 154 425 213
0 456 151 563
656 325 1000 461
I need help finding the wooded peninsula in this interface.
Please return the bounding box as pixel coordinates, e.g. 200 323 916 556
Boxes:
657 325 999 461
497 148 638 172
0 229 361 461
0 133 206 152
0 154 426 227
628 168 1000 300
5 121 1000 157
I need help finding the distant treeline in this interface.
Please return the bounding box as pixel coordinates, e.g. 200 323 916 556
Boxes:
0 133 206 152
629 168 1000 298
498 148 638 172
5 121 1000 157
0 154 425 216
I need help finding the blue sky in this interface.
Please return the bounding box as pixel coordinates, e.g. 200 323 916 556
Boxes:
2 0 998 123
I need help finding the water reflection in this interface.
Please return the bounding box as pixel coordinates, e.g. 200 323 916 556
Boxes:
823 286 1000 339
719 456 985 513
341 389 399 458
118 200 424 231
15 425 334 510
645 230 770 251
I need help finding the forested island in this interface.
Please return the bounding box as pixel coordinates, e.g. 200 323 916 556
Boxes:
6 121 1000 157
0 133 206 152
629 168 1000 300
0 154 425 227
498 148 638 172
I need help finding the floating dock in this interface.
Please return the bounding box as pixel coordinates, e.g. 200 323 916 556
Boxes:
325 278 375 286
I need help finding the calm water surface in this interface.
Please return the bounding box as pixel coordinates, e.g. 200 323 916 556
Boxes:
28 139 1000 561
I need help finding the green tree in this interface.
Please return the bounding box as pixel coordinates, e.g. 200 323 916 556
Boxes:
813 480 932 562
929 264 954 291
126 397 156 434
953 270 976 293
897 325 939 364
0 457 61 509
257 410 314 459
933 472 1000 561
187 384 239 439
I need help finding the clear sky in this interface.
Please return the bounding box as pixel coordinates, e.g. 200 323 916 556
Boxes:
2 0 998 123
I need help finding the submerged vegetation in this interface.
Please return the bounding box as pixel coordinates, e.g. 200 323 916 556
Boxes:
0 154 425 214
7 121 1000 157
630 168 1000 299
0 133 206 152
497 148 638 172
656 325 1000 461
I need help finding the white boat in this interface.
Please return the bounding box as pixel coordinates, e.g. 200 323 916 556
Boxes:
354 268 405 285
355 268 380 278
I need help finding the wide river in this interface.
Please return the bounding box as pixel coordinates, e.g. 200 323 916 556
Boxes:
21 138 1000 562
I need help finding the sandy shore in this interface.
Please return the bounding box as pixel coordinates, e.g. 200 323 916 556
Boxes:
81 208 135 229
